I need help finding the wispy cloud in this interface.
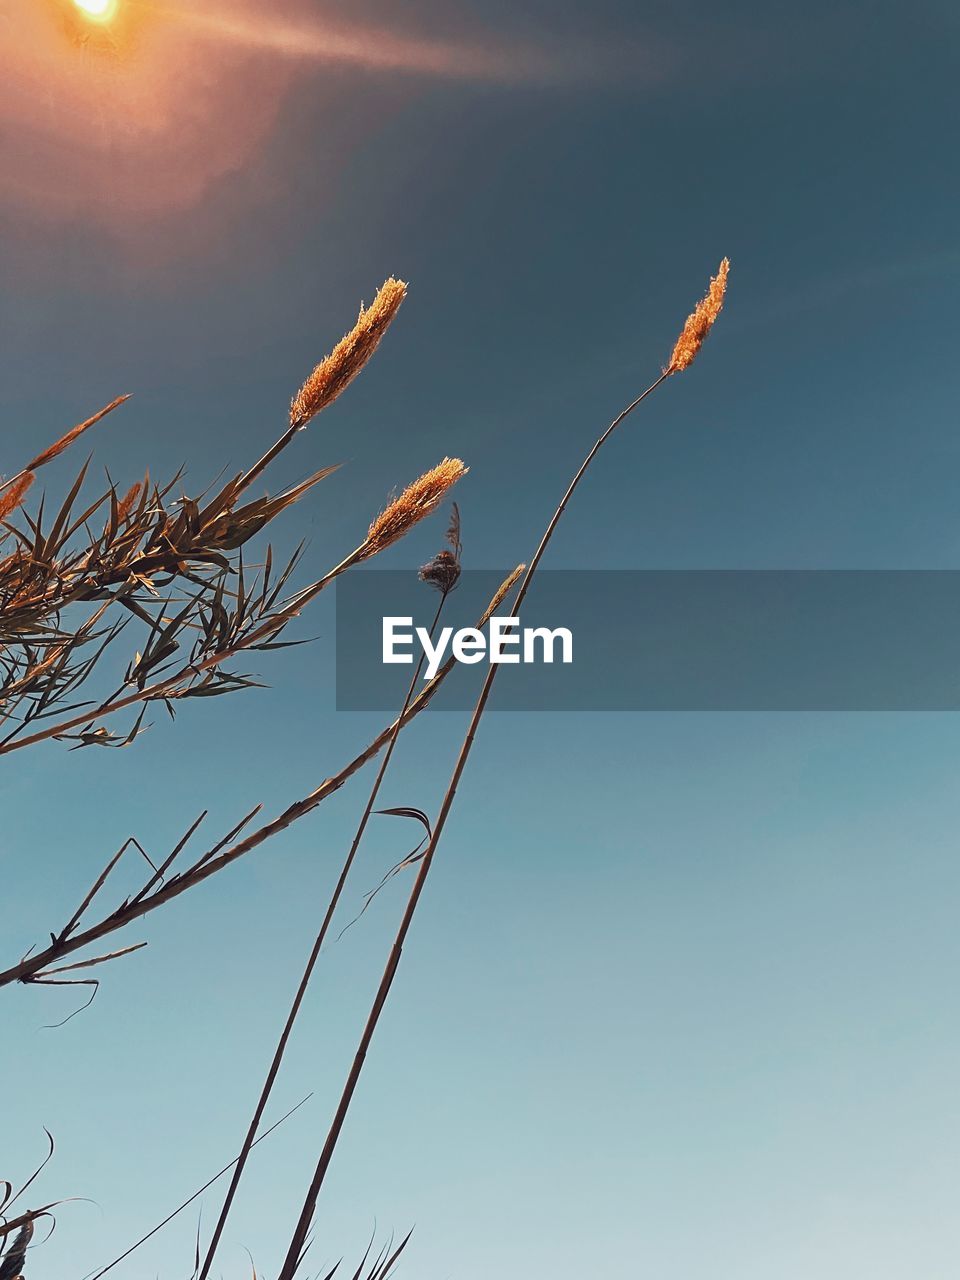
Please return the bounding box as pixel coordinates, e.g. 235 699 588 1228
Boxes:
159 1 656 86
165 5 545 82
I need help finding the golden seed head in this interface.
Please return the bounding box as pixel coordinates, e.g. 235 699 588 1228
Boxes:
290 277 408 429
362 458 468 559
117 481 143 522
26 395 130 471
667 258 730 375
0 472 35 521
478 563 525 626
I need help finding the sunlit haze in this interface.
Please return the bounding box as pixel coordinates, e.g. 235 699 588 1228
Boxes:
73 0 117 18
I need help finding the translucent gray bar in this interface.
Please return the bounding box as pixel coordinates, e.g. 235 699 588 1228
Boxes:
335 570 960 711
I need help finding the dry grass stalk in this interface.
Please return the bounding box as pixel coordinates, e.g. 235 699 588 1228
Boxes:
0 473 34 521
476 562 524 624
0 1220 32 1278
24 394 130 472
361 458 468 559
0 460 340 754
215 277 407 501
0 281 456 1272
0 280 420 759
0 567 517 992
290 278 407 429
198 521 463 1279
277 262 730 1275
419 502 462 592
666 257 730 374
115 481 142 523
0 450 465 760
87 1095 312 1280
1 1131 62 1275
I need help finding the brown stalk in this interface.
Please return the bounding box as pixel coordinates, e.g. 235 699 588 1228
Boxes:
24 395 131 471
0 460 465 759
0 279 414 752
0 474 34 521
0 392 129 502
277 261 730 1274
0 568 510 991
289 278 408 431
197 570 459 1279
0 1209 48 1242
86 1094 312 1280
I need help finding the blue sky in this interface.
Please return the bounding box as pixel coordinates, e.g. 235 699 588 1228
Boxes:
2 1 960 1276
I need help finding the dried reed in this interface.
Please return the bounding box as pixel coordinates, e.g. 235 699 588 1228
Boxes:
0 1131 61 1277
361 459 467 559
197 515 465 1279
290 278 407 429
0 285 471 998
24 395 131 471
0 562 504 992
0 474 34 521
0 452 463 761
87 1095 312 1280
0 279 420 762
667 257 729 374
276 261 730 1275
0 1221 32 1280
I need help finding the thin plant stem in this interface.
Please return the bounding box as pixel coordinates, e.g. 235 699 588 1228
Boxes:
197 590 451 1280
276 371 670 1277
0 642 447 990
86 1094 312 1280
0 569 515 991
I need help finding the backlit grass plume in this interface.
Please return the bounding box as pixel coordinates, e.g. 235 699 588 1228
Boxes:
290 277 408 429
25 395 131 470
0 473 34 521
274 260 731 1277
361 458 468 559
667 258 730 374
477 562 525 625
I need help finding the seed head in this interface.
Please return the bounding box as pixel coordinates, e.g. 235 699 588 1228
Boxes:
667 258 729 375
363 458 467 560
117 481 143 522
26 395 130 471
419 501 463 592
290 278 408 429
419 550 461 594
478 564 525 626
0 473 35 521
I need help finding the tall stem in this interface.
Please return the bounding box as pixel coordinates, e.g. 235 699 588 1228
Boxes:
277 371 670 1278
198 590 451 1279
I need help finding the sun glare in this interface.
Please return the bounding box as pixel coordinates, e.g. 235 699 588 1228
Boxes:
73 0 117 19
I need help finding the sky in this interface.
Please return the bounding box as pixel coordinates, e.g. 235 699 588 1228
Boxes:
2 0 960 1276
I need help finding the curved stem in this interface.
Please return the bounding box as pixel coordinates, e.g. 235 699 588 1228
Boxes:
277 370 670 1277
197 590 450 1280
0 629 456 992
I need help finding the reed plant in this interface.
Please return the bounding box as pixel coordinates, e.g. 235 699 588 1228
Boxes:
3 259 729 1276
0 281 473 1005
0 1135 61 1276
0 277 467 1272
275 259 730 1274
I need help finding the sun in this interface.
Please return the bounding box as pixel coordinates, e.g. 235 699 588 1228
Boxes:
72 0 119 20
